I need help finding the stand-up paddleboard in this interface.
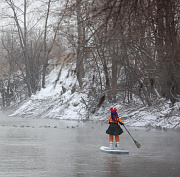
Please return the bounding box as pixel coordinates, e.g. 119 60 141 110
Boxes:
100 146 129 154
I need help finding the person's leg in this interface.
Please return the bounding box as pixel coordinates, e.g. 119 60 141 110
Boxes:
109 134 113 142
115 135 120 149
115 135 119 142
109 135 113 149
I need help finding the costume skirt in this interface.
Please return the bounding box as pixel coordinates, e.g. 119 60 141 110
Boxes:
106 123 123 135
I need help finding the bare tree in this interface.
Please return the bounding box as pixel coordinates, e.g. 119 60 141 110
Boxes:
74 0 180 106
0 0 46 98
76 0 85 88
42 0 52 88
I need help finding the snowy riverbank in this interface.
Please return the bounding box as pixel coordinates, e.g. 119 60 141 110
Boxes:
10 64 180 130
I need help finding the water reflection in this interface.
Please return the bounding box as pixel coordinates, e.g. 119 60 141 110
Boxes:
107 156 121 177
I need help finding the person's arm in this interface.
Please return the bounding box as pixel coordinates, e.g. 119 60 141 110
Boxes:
108 117 112 124
118 118 124 125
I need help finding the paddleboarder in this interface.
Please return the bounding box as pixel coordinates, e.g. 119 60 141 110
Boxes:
106 107 124 149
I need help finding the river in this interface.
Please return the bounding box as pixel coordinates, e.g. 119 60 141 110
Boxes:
0 112 179 177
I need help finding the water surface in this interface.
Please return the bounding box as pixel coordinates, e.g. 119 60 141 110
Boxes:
0 112 179 177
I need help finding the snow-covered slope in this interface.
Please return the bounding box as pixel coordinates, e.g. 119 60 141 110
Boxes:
11 63 180 129
122 101 180 129
11 64 88 120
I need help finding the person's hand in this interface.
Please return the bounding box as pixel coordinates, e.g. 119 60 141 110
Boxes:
119 122 124 125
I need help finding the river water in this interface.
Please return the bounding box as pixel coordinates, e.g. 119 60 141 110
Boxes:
0 112 179 177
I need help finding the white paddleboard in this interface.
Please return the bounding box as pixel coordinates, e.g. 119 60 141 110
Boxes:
100 146 129 154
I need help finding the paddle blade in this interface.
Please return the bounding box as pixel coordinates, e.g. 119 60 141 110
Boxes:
135 140 141 148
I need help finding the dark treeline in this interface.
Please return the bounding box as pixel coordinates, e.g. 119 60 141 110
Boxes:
74 0 180 107
0 0 179 108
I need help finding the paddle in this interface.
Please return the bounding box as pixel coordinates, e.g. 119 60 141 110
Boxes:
123 125 141 148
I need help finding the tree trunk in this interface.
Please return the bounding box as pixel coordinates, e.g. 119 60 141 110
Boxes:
76 0 85 88
111 41 117 101
42 0 51 88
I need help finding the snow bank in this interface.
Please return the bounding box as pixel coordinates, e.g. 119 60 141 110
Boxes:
93 100 180 129
11 63 180 129
11 64 88 120
122 101 180 129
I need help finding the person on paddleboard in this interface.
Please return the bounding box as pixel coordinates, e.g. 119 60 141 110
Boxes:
106 107 124 149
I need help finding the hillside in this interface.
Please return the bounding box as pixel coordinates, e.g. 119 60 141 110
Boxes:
10 62 180 130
